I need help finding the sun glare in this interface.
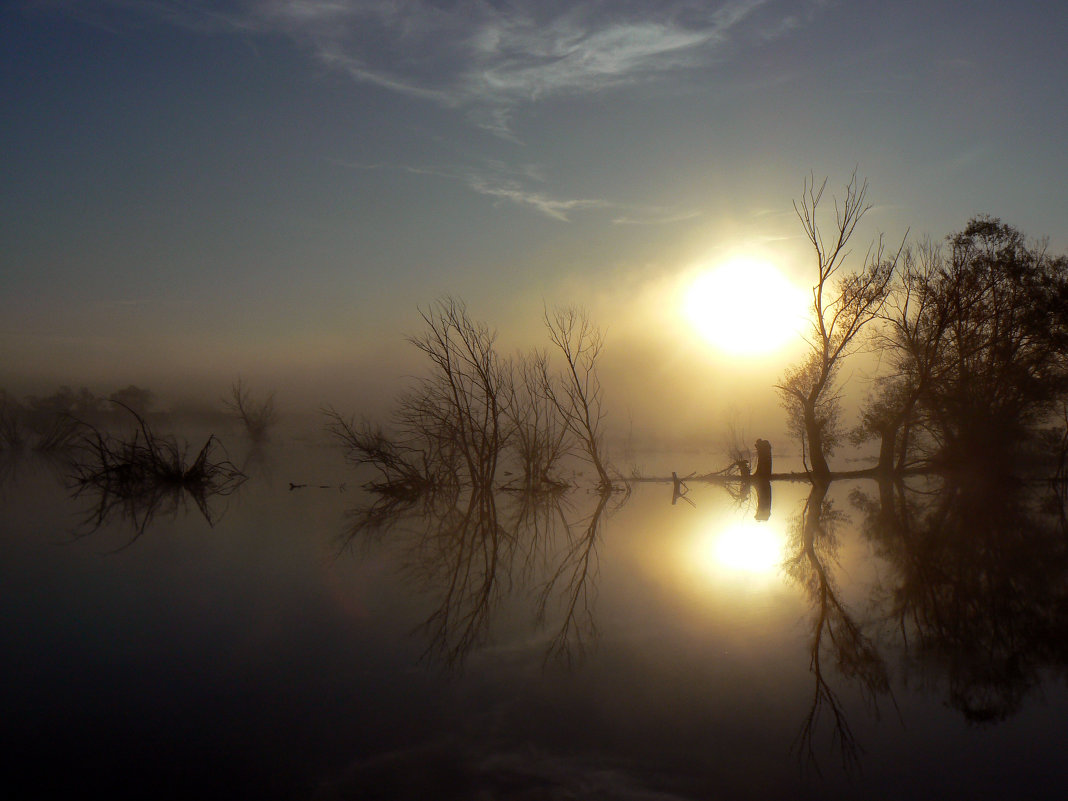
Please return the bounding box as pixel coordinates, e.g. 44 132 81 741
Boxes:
693 519 785 578
714 523 783 573
684 257 807 356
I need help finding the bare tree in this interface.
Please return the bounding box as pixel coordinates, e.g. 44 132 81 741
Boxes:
328 298 615 494
777 170 902 481
403 297 514 491
324 409 443 495
224 379 278 442
505 349 572 491
542 305 613 490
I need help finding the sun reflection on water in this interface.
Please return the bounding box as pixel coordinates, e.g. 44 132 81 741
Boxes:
713 522 784 573
692 517 787 581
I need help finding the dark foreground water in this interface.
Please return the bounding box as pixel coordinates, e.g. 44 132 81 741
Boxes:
2 439 1067 799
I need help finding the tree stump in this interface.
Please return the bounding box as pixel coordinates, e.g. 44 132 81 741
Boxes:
754 438 772 480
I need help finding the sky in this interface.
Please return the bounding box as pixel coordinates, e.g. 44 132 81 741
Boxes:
3 0 1067 441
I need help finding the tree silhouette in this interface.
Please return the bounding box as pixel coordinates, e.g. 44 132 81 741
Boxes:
542 305 614 490
858 217 1068 473
328 298 614 495
777 170 902 481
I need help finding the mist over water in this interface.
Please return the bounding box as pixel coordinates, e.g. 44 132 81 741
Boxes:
5 4 1068 795
3 408 1068 798
4 195 1068 799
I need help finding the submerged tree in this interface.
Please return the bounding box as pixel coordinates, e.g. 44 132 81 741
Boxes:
542 305 613 490
70 404 245 550
777 171 901 482
329 297 515 493
506 349 571 491
404 297 515 491
324 411 444 496
330 298 616 496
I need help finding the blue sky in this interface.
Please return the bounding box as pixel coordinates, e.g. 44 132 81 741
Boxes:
3 1 1066 432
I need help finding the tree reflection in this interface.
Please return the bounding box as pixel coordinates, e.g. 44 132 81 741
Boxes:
66 412 245 551
536 490 610 665
784 467 1068 771
784 481 891 772
855 470 1068 724
341 485 615 668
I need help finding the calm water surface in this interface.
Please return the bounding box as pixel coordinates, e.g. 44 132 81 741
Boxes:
2 439 1066 799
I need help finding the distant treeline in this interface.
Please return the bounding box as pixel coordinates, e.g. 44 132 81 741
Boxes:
0 385 156 451
0 379 279 450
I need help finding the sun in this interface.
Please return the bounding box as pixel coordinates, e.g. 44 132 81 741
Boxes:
684 257 807 356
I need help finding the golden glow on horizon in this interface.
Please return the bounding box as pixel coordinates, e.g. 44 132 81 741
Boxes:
684 257 806 356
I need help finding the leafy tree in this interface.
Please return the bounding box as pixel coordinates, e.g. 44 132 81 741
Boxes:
854 237 955 472
932 217 1068 462
860 216 1068 471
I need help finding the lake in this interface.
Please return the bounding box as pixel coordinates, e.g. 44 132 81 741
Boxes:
2 435 1067 799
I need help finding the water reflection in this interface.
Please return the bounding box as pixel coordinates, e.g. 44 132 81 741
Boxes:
342 454 1068 778
690 516 786 580
341 485 616 666
854 472 1068 725
66 420 246 550
784 481 891 771
714 520 783 573
767 468 1068 772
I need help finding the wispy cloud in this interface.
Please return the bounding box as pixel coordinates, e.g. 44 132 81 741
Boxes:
331 156 614 221
45 1 822 135
465 176 610 221
612 209 702 225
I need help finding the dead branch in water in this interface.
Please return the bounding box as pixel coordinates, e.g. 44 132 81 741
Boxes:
323 406 442 495
69 403 245 548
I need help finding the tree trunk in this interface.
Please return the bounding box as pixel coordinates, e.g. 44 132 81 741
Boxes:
896 420 912 473
877 422 898 475
754 438 773 480
804 411 831 480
